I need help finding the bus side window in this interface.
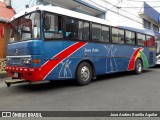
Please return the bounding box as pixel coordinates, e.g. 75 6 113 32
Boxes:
146 35 155 47
101 26 109 43
92 24 101 41
44 13 63 39
125 30 135 45
83 22 89 40
112 28 119 43
137 34 146 46
112 28 124 44
66 18 78 39
119 29 125 44
137 33 143 45
78 21 83 40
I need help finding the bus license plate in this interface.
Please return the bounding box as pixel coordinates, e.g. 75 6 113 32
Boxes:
14 73 19 78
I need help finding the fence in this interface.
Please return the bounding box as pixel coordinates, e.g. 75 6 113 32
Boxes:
0 58 6 71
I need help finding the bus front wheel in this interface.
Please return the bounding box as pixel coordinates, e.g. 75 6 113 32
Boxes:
134 59 143 74
76 62 92 86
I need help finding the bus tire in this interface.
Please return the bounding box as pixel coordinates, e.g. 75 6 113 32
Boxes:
76 62 92 86
134 59 143 74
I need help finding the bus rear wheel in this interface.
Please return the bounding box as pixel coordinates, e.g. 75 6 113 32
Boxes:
134 59 143 74
76 62 92 86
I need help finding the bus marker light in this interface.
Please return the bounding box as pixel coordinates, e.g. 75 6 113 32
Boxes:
32 59 41 63
30 69 34 72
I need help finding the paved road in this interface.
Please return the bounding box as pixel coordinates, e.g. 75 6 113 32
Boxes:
0 66 160 119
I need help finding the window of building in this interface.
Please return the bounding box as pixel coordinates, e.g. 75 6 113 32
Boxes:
125 30 135 45
112 28 124 44
153 24 159 32
92 24 101 41
137 33 146 46
44 13 63 39
143 19 151 29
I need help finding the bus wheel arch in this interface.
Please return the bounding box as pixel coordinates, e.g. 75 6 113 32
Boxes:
134 58 143 74
75 60 96 85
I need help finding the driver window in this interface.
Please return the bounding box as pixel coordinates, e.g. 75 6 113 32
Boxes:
44 13 63 39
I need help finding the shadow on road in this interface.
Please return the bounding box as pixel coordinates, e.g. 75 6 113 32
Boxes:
93 69 151 82
151 65 160 69
15 80 76 92
12 69 152 92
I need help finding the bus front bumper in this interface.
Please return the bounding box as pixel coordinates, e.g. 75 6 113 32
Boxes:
5 66 43 82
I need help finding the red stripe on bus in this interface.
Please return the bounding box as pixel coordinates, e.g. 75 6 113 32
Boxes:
128 48 141 71
40 42 87 80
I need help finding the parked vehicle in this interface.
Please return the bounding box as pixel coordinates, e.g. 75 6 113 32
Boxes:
5 6 156 86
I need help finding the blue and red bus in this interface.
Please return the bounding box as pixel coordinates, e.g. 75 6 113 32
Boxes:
5 6 156 86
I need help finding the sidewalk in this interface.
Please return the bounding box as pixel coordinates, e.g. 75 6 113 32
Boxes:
0 71 8 79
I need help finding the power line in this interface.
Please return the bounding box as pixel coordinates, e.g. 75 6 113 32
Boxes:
118 6 160 8
101 0 141 18
88 0 145 26
30 0 36 7
126 0 160 2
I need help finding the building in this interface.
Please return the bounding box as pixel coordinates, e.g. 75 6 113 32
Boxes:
0 0 14 58
11 0 160 33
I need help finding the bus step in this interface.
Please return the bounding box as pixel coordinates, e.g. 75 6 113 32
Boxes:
5 79 27 87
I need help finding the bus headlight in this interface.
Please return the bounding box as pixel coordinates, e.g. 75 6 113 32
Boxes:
22 58 31 64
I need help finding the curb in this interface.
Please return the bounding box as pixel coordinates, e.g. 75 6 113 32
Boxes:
0 71 8 79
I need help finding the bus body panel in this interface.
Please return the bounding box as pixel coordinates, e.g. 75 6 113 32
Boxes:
6 40 156 81
42 41 156 81
7 40 43 68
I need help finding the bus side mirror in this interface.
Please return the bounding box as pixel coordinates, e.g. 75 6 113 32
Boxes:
44 16 51 30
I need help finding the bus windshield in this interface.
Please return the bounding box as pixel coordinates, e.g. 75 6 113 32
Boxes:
10 12 40 43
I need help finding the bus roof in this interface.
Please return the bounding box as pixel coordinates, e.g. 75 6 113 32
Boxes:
118 26 155 36
11 5 117 26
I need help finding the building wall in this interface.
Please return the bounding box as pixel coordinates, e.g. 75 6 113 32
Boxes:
0 23 10 58
84 0 160 31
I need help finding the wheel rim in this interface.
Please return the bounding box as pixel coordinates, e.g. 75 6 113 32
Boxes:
81 66 90 81
137 62 142 72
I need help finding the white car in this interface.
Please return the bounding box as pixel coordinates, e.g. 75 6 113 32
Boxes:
156 54 160 64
